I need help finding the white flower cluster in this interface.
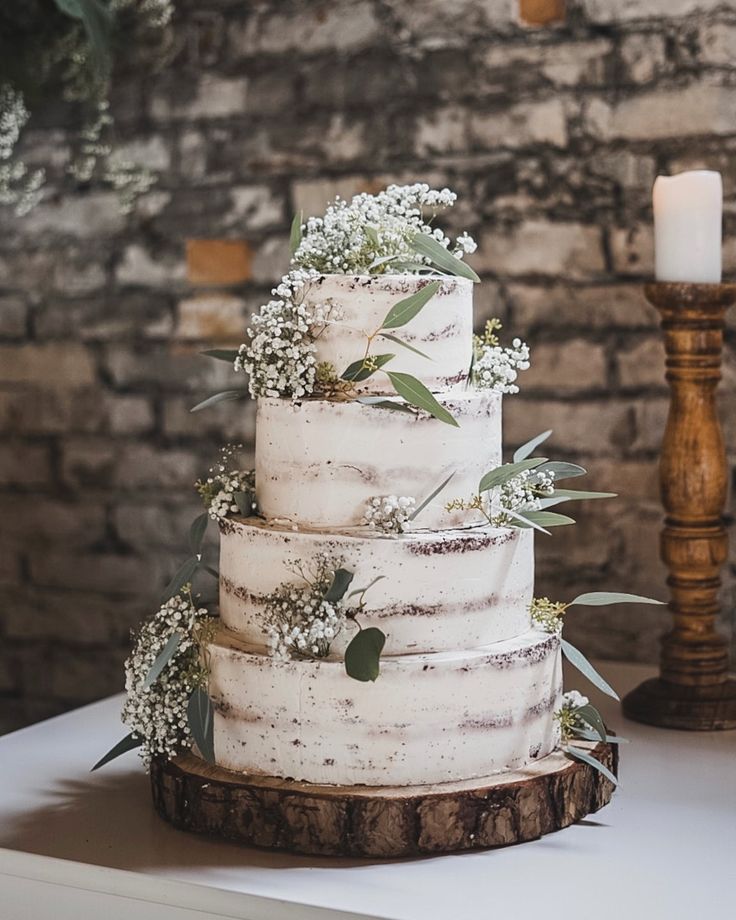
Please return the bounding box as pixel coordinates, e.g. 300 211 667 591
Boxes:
473 338 531 394
263 557 346 660
235 268 335 399
562 690 590 710
363 495 416 534
0 84 44 216
292 183 476 275
112 0 174 28
121 590 212 767
196 445 255 521
490 468 555 526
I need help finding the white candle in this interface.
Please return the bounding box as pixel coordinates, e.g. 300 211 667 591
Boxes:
653 170 722 283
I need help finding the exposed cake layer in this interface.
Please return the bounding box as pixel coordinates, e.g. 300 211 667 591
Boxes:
255 391 501 529
208 627 562 786
220 517 534 655
305 274 473 394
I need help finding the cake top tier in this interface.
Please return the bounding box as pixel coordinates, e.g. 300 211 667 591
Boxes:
303 273 473 395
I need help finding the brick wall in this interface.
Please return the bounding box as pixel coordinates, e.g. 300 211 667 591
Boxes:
2 0 736 731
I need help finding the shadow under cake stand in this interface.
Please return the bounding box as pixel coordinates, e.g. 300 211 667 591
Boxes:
150 743 616 857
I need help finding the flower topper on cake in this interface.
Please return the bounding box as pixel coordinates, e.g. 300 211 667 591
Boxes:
194 184 530 425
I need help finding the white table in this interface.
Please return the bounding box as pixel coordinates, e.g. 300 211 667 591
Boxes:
1 662 734 920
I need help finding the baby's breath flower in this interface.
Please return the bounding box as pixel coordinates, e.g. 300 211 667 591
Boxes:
530 597 568 633
292 184 475 275
263 555 347 660
472 320 530 395
121 588 215 767
363 495 416 534
0 85 45 216
195 444 255 521
489 468 555 526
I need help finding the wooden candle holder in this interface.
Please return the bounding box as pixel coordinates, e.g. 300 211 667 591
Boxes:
622 282 736 730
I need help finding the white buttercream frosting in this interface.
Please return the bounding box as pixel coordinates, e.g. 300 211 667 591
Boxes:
209 627 562 786
219 517 534 655
255 391 501 530
306 274 473 394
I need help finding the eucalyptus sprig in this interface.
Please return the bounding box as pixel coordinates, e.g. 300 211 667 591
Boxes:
532 592 664 700
556 692 622 786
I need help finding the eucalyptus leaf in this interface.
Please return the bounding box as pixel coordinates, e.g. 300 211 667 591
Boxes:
289 210 303 256
381 280 441 330
356 396 417 415
569 592 665 607
187 688 215 763
501 506 551 535
143 631 183 690
538 489 617 509
576 703 607 742
465 347 475 390
560 639 619 701
368 254 401 271
386 372 459 427
345 627 386 682
341 354 395 382
378 332 432 361
513 430 553 463
324 567 355 603
365 225 380 246
234 491 254 515
478 458 548 494
409 471 456 522
563 745 618 786
160 557 199 604
91 732 142 772
347 575 386 598
535 460 587 481
189 512 209 554
411 233 480 283
191 390 249 413
201 349 240 362
573 727 629 744
513 510 575 529
202 564 219 579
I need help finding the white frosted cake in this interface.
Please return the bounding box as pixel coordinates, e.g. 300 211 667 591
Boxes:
97 186 629 850
205 271 563 786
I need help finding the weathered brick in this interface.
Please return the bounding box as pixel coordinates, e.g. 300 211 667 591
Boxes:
519 0 566 26
476 221 605 278
61 440 118 490
0 343 96 386
415 108 470 156
115 444 202 491
176 293 248 341
630 398 669 453
700 23 736 66
151 75 249 121
471 98 568 149
521 339 608 392
0 497 106 547
582 0 723 22
116 243 187 288
619 32 668 84
0 297 28 338
586 83 736 141
509 284 657 330
610 224 654 277
484 39 611 87
19 193 125 238
225 186 284 231
29 550 162 595
617 337 667 389
0 444 52 487
505 398 633 456
186 239 252 285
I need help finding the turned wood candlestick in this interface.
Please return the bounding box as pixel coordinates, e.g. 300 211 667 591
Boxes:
623 282 736 730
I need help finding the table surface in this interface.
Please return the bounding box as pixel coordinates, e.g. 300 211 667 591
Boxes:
1 661 734 920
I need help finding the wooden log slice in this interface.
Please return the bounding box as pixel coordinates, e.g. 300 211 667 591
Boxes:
150 743 617 858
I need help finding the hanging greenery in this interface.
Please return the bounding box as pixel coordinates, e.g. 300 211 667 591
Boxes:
0 0 173 216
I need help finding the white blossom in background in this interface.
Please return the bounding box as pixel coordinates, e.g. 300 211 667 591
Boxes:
121 589 214 767
292 183 476 275
235 268 337 399
263 555 347 660
0 84 44 216
363 495 416 534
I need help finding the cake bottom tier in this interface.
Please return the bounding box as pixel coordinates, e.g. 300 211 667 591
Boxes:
208 627 562 786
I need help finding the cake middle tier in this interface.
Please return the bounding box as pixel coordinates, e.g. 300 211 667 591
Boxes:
255 390 501 529
207 627 562 786
220 518 534 655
